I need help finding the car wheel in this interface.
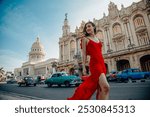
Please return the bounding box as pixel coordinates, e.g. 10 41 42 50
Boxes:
34 84 36 86
64 81 70 87
141 79 145 82
47 83 52 87
144 75 149 79
18 83 21 87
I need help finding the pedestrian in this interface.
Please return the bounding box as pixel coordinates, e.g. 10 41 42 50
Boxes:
67 21 110 100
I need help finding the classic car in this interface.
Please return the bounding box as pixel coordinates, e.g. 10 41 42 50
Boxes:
116 68 150 82
18 76 36 86
45 72 82 87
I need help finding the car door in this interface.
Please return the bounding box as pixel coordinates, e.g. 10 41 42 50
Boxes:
122 70 128 79
50 73 58 84
55 73 62 84
131 69 142 79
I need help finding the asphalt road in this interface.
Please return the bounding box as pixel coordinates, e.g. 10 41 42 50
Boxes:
0 79 150 100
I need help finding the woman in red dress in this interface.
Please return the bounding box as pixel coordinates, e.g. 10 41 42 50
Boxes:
67 21 110 100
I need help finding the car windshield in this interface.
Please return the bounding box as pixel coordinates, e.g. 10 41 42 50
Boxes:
25 77 33 80
61 73 68 76
132 69 140 72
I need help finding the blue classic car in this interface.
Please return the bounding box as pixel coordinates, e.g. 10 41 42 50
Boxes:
45 72 82 87
116 68 150 82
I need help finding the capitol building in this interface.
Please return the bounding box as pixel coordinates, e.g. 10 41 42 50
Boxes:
14 37 58 78
58 0 150 75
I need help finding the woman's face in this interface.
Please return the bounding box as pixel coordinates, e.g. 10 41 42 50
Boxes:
85 23 94 35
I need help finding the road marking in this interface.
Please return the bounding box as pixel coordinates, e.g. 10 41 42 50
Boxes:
0 90 47 100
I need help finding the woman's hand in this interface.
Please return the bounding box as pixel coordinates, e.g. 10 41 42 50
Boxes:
82 66 87 76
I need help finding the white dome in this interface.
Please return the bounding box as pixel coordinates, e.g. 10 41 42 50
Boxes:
29 37 45 62
32 37 44 49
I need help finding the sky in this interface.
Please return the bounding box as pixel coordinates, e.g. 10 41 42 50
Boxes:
0 0 141 72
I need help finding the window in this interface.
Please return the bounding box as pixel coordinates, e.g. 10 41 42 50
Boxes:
132 69 140 72
133 15 145 29
51 74 57 77
61 73 68 76
113 23 122 35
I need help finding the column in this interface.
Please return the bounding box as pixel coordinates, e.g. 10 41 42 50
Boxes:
127 22 134 44
111 58 116 70
68 41 70 61
104 28 109 51
59 44 60 61
45 66 48 76
63 42 65 61
102 30 107 54
123 22 128 48
107 28 112 50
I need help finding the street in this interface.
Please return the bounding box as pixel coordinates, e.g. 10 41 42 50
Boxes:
0 79 150 100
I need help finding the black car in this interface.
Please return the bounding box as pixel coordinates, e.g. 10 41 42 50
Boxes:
18 76 36 86
6 78 17 84
107 71 118 82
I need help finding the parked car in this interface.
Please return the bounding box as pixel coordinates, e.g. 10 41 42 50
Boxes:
6 78 17 84
116 68 150 83
35 76 45 84
45 72 82 87
18 76 36 86
107 70 118 82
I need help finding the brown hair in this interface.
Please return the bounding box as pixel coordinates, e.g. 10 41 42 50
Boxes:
83 21 97 36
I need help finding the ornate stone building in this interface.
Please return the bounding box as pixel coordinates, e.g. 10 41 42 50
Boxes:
14 37 58 78
58 0 150 74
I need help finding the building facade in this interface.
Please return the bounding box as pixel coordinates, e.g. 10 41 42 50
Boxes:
58 0 150 74
14 37 58 79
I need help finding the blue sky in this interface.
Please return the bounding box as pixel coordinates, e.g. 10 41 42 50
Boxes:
0 0 140 71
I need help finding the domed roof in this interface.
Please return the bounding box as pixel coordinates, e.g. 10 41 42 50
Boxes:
29 37 45 62
31 37 44 49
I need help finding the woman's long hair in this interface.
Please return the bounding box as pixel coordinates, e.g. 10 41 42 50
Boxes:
83 21 97 37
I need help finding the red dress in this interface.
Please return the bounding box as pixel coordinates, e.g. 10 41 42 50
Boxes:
67 38 106 100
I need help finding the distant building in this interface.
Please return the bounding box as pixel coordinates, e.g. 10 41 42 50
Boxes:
58 0 150 74
14 37 58 78
0 68 6 82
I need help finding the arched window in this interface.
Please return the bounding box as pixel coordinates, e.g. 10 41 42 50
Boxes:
112 23 122 35
133 15 145 29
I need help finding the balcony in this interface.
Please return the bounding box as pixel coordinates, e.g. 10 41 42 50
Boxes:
135 25 147 33
112 33 124 40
